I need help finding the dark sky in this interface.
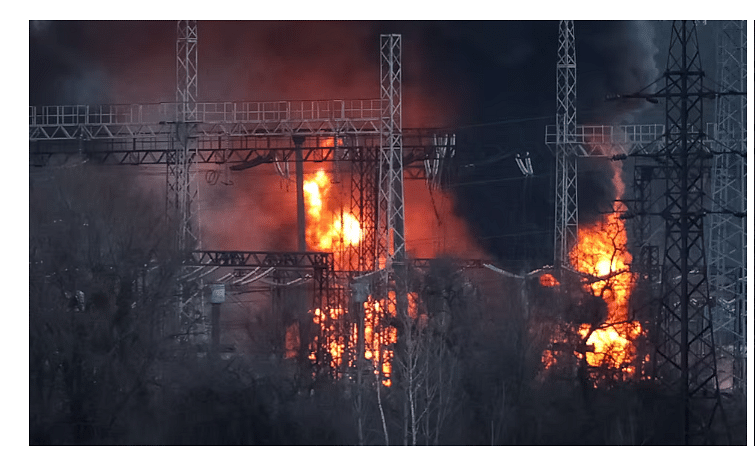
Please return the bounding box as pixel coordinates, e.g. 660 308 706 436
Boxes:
28 20 726 271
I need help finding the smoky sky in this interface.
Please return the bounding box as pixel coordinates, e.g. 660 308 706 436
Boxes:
31 20 718 271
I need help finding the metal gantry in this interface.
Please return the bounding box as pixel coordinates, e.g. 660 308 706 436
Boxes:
549 21 666 270
708 20 747 394
29 28 436 383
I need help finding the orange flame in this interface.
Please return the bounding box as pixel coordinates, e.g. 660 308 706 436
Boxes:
303 169 363 255
540 273 560 287
570 211 641 373
311 292 421 387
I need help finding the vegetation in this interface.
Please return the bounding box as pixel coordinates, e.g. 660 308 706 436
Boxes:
29 168 744 445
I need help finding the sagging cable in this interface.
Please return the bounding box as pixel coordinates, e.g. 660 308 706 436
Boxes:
177 265 205 280
183 265 219 282
483 263 524 279
215 273 234 283
257 276 312 287
238 267 275 286
233 267 261 284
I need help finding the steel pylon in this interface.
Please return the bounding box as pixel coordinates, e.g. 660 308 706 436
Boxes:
708 20 747 394
553 20 579 268
654 21 725 445
168 20 199 253
377 34 407 315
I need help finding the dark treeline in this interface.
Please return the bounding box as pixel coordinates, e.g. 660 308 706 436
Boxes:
29 168 745 445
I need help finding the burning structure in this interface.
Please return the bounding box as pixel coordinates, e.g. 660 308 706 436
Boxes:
28 21 746 445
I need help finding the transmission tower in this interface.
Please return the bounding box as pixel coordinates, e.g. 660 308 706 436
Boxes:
553 20 579 268
708 20 747 394
169 20 199 252
653 21 725 444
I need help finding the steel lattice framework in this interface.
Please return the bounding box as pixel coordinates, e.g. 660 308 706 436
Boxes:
378 34 406 271
553 20 579 268
550 21 667 269
631 163 664 286
28 103 459 169
29 28 457 383
170 20 199 252
185 250 333 269
654 21 724 444
708 20 747 394
176 21 198 123
348 138 380 273
377 34 408 321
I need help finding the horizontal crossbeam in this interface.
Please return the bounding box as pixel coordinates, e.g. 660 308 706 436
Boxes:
409 258 494 270
184 250 333 270
545 124 666 157
29 127 455 168
29 100 383 141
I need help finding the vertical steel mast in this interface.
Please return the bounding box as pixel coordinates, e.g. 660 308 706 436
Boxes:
655 21 724 445
708 20 747 394
378 34 406 301
169 20 199 252
553 20 579 267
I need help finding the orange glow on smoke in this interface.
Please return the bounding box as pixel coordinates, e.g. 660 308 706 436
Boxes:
541 349 557 368
319 136 344 148
304 169 363 254
285 322 300 359
570 211 641 372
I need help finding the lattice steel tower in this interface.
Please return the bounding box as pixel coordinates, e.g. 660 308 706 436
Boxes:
169 20 199 252
553 20 578 267
377 34 407 315
708 20 747 394
655 21 725 444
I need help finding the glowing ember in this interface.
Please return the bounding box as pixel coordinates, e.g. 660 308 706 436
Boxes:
285 323 300 359
542 349 557 368
540 273 560 287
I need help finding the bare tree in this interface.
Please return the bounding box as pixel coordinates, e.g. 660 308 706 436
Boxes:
30 168 177 444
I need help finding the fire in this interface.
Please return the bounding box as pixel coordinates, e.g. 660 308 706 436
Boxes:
570 210 641 373
359 298 398 387
578 323 642 370
303 169 363 253
539 273 560 287
310 292 422 387
304 167 402 384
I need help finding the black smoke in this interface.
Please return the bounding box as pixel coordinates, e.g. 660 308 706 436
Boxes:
29 20 666 270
